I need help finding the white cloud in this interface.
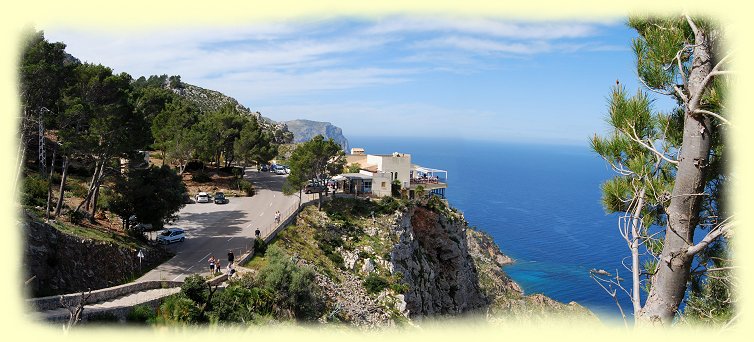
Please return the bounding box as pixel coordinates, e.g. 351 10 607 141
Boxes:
365 16 599 40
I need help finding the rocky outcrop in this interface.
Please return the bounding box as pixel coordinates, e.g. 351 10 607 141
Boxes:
282 119 349 151
390 205 488 317
22 213 172 297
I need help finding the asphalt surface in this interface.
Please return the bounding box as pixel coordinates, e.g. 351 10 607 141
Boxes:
136 168 302 282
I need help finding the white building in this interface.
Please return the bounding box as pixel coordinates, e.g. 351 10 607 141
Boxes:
340 148 447 198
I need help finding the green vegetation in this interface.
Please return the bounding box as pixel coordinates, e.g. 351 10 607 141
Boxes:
18 30 280 240
127 304 157 324
109 165 186 234
283 135 346 208
363 273 389 294
591 16 732 324
156 246 323 325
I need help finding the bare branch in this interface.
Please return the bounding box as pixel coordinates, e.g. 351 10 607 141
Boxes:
686 219 734 257
625 124 679 165
689 52 734 111
693 109 730 125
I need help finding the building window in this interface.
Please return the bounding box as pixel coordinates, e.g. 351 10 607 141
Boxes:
381 181 386 188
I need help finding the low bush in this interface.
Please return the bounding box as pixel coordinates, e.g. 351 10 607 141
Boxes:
22 175 48 207
363 273 389 294
253 237 267 256
127 304 156 324
235 179 254 196
192 172 212 183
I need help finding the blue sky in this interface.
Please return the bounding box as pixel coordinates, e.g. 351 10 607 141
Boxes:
42 16 676 146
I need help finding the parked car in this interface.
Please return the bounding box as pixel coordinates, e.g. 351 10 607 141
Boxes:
260 164 269 172
269 164 278 172
214 192 228 204
304 183 326 194
275 166 288 175
196 192 210 203
157 228 186 244
128 215 153 231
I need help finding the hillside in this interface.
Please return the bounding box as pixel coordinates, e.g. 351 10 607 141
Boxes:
248 196 595 327
162 79 294 144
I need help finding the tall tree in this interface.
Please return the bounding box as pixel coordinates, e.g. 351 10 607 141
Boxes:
18 30 74 200
109 165 186 234
64 63 149 219
233 117 278 169
283 135 345 209
592 15 732 325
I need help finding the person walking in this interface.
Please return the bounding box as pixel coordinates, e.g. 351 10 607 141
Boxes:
274 210 281 224
227 250 235 265
255 229 261 238
215 259 221 275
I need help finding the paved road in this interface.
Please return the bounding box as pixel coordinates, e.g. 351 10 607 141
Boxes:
136 168 302 282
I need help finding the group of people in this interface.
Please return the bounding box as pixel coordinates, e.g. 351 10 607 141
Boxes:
208 250 236 277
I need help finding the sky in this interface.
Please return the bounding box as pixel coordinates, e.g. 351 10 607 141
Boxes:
41 16 677 146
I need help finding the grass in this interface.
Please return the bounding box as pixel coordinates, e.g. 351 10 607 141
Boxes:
51 220 144 249
244 255 268 270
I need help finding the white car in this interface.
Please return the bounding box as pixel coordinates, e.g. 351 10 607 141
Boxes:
196 192 210 203
275 167 288 175
157 228 186 244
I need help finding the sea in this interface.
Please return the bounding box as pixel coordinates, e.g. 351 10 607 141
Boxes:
348 136 632 322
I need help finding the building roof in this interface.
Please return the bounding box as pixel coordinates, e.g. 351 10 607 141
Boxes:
335 173 374 180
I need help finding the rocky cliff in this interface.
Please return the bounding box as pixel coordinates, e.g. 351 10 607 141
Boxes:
22 212 172 297
271 197 594 328
282 119 349 151
391 205 487 316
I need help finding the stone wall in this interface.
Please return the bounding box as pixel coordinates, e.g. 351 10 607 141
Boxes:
23 213 173 297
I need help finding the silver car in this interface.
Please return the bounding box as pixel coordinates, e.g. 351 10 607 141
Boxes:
157 228 186 244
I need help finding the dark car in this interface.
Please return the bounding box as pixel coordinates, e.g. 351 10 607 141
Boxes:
260 164 269 172
214 192 228 204
304 183 326 194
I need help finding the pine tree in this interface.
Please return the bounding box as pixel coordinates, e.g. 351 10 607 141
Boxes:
592 15 732 325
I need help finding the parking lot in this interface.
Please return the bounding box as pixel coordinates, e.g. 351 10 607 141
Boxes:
137 168 300 282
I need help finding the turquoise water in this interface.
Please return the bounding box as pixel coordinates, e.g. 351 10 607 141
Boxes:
348 136 632 320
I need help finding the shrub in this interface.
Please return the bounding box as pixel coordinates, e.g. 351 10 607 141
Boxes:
181 274 208 304
127 304 156 324
68 210 85 225
363 273 389 294
192 172 211 183
22 174 48 207
257 245 325 321
184 160 204 172
236 179 254 196
157 294 201 323
253 237 267 256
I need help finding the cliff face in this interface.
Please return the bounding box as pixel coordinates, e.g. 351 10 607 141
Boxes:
23 213 172 297
391 206 487 316
282 119 349 151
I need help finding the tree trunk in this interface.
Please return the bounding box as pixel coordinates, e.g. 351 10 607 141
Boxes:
90 160 107 219
639 25 714 324
54 155 69 218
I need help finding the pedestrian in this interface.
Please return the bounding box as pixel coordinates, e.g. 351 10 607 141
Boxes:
227 263 236 278
274 210 281 223
208 256 215 274
215 259 221 275
255 229 261 238
228 250 235 265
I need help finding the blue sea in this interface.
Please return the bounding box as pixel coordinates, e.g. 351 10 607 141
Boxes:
349 136 632 321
